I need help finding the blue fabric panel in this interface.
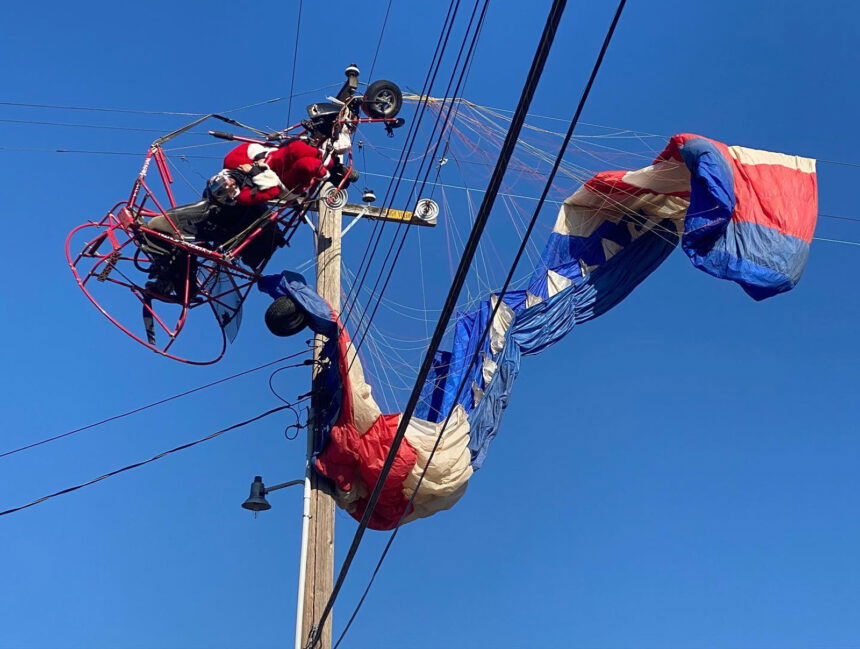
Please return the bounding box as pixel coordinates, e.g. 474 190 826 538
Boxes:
585 218 680 320
467 280 592 467
431 291 529 423
690 220 809 300
258 271 337 338
415 350 452 421
258 272 341 456
679 137 735 255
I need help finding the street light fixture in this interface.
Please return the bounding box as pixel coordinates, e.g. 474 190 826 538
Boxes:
241 475 303 513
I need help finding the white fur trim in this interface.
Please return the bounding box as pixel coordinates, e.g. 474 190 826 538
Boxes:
247 143 276 161
252 168 283 191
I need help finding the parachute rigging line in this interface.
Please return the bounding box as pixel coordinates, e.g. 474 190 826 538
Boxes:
305 0 571 644
342 0 488 361
340 0 465 320
337 0 465 332
0 351 310 460
0 402 305 518
330 2 628 644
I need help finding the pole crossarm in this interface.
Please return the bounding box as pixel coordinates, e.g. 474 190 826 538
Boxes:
305 202 437 227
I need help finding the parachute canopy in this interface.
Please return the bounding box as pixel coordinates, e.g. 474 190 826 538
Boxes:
262 133 819 530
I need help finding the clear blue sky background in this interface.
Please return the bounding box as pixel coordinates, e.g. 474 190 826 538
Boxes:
1 1 858 648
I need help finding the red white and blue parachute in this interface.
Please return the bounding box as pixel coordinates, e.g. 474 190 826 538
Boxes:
263 133 818 529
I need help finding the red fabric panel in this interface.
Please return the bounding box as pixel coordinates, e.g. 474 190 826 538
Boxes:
314 312 418 531
730 161 818 243
584 169 691 199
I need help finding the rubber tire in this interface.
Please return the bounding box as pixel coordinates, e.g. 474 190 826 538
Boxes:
264 296 308 337
360 80 403 119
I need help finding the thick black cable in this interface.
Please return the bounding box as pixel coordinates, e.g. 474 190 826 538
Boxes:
0 351 310 459
332 3 628 644
286 0 303 125
0 403 302 517
304 1 569 646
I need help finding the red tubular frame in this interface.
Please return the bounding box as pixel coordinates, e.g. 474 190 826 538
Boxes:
66 111 402 364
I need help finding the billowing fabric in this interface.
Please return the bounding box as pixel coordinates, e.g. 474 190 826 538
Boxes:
260 133 818 528
423 134 818 468
259 273 471 530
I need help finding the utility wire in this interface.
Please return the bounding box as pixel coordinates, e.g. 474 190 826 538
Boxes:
339 0 463 331
346 0 488 362
0 85 340 119
342 0 486 341
0 402 304 518
331 1 628 645
368 0 394 80
0 351 311 459
305 0 570 645
286 0 303 125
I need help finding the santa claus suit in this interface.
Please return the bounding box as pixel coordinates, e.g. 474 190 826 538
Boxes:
222 140 331 205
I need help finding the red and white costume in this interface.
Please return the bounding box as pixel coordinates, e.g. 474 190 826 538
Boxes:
222 140 331 205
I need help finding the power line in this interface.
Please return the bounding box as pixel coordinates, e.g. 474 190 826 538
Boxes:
368 0 394 80
286 0 303 125
813 236 860 247
0 351 311 459
0 402 304 518
346 0 489 362
0 85 340 120
338 0 466 333
305 0 570 645
331 0 628 645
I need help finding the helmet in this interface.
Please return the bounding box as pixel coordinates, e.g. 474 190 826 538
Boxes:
205 169 242 205
304 102 341 140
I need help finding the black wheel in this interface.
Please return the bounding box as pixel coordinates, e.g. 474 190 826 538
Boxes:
265 296 308 337
360 80 403 119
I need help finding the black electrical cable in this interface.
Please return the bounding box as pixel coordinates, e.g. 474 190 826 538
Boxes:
368 0 394 80
0 351 311 459
0 402 305 518
304 1 569 645
286 0 303 125
331 3 629 644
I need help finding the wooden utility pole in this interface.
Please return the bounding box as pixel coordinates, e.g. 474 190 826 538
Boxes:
299 187 340 649
294 177 437 649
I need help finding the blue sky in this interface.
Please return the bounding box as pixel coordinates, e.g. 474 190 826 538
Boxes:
1 1 858 648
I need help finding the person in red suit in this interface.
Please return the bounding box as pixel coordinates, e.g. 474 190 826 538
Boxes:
222 140 332 205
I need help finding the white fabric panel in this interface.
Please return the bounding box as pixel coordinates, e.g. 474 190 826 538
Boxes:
546 269 572 297
601 238 623 261
554 190 688 238
728 146 816 173
402 405 474 522
472 382 484 408
554 188 610 236
344 342 382 436
525 292 543 308
621 160 691 194
481 353 497 385
488 295 515 354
